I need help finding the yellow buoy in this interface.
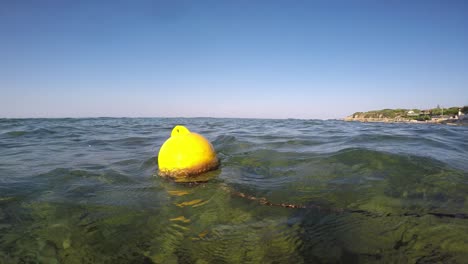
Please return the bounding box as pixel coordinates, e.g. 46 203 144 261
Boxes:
158 125 219 178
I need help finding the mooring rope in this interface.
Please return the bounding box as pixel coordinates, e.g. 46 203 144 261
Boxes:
222 185 468 220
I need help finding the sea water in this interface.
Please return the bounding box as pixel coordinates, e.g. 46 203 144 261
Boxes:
0 118 467 263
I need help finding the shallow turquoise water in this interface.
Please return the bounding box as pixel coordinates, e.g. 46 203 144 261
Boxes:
0 118 467 263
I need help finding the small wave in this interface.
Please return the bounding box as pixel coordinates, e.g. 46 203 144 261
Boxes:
4 130 28 137
85 136 158 148
34 168 135 187
31 128 57 135
346 133 420 144
2 128 57 137
141 156 158 169
212 135 237 148
119 136 154 146
84 139 108 146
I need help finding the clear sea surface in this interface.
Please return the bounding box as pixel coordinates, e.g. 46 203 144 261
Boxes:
1 118 467 263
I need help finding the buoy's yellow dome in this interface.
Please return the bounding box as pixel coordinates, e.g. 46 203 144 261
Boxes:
158 125 219 178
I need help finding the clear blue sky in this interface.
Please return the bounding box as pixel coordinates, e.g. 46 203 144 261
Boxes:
1 0 467 119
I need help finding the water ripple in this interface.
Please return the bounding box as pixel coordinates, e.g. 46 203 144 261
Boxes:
1 118 468 263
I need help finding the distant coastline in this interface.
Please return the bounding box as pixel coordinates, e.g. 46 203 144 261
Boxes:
344 106 468 125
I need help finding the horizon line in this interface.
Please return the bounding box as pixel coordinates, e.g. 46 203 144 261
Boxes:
0 116 339 121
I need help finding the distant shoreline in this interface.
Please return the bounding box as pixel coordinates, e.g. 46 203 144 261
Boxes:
344 106 468 126
343 116 468 126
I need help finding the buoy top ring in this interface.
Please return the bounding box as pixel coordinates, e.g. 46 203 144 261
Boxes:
171 125 190 137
